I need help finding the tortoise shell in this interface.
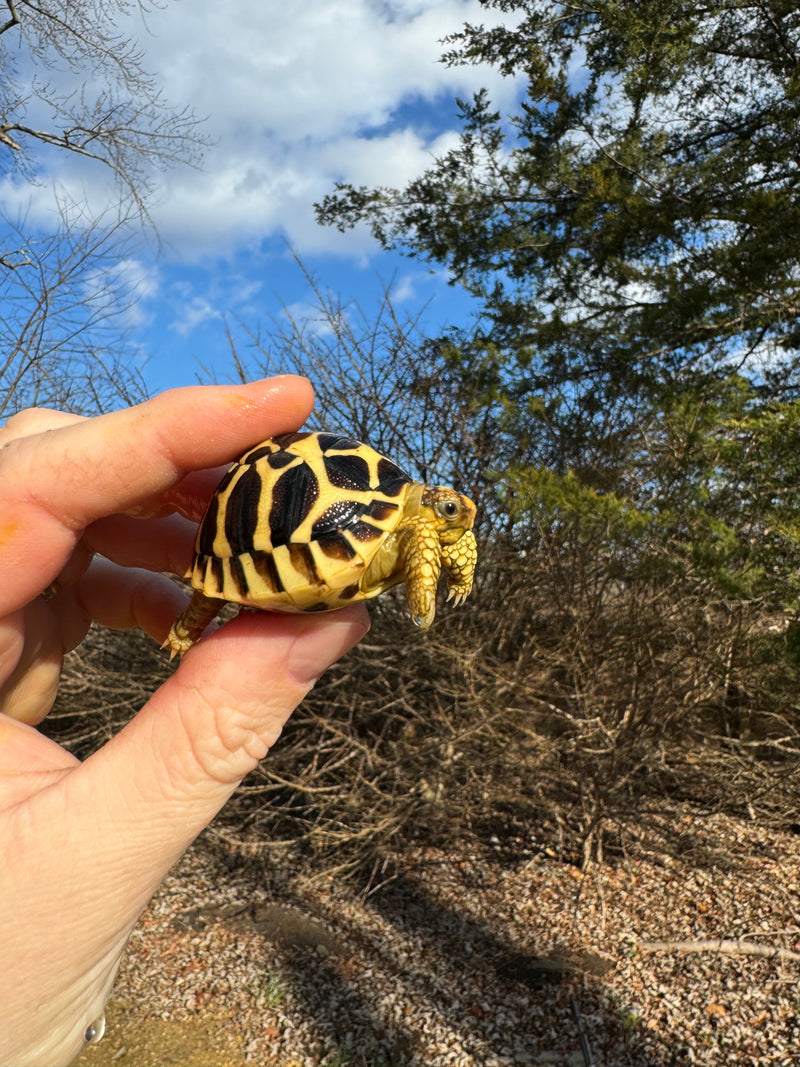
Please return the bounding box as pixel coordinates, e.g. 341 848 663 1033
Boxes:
165 430 477 654
192 430 416 610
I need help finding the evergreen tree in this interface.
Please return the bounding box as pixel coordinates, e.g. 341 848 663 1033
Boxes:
318 0 800 471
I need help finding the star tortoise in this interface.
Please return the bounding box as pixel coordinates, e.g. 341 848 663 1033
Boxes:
165 430 478 654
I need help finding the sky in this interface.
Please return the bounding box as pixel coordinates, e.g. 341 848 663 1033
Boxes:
2 0 520 400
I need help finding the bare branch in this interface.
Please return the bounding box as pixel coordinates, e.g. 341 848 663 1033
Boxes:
0 245 30 269
0 0 20 37
637 938 800 963
0 126 20 149
0 1 207 218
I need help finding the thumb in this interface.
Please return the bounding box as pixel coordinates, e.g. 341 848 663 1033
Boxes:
82 606 370 867
3 607 368 1067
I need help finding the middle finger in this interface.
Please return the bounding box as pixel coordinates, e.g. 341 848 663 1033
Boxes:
85 513 200 579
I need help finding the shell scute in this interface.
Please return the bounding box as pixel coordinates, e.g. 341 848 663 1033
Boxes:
237 444 279 467
267 463 319 546
265 449 294 469
365 499 400 523
251 550 284 593
269 430 309 451
315 432 362 452
288 543 325 588
349 520 385 543
376 458 409 496
323 452 372 491
311 498 366 536
206 555 225 595
227 555 249 599
196 495 220 558
223 467 263 553
316 530 358 562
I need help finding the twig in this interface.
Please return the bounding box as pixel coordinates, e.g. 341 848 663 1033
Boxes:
637 938 800 963
571 998 595 1067
0 248 32 270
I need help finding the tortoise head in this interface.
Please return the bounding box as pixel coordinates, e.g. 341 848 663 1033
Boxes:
419 486 477 545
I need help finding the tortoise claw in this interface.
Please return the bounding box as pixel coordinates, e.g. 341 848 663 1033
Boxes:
161 635 184 660
446 587 469 607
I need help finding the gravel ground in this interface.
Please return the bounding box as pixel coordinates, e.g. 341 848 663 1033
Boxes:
76 808 800 1067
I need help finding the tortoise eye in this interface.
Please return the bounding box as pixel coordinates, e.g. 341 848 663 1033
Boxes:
437 499 459 520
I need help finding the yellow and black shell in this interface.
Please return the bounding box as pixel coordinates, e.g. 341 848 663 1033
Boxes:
165 430 478 654
192 431 413 611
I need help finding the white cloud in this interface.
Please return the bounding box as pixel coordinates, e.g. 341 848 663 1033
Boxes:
82 257 160 328
169 294 224 336
279 299 344 340
2 0 520 356
124 0 518 258
391 273 420 304
150 1 505 138
140 123 466 259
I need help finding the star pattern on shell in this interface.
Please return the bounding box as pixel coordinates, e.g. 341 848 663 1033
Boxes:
165 431 478 655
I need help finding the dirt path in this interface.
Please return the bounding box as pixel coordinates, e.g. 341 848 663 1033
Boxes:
76 809 800 1067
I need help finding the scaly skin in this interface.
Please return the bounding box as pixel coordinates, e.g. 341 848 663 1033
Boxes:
164 590 222 656
378 485 477 629
442 529 478 605
402 519 443 629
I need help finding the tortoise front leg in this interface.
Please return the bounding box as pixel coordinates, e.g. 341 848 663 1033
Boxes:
403 525 442 629
442 529 477 606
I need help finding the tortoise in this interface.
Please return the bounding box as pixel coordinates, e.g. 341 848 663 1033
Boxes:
165 430 478 654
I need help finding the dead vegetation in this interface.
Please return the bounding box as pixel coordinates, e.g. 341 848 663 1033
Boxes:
48 530 800 885
45 288 800 890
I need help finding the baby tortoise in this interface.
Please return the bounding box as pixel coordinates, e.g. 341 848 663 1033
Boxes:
165 430 477 654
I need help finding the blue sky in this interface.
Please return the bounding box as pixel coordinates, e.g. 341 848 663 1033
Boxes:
2 0 519 401
139 239 480 396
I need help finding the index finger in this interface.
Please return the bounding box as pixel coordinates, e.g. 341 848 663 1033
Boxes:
0 376 315 613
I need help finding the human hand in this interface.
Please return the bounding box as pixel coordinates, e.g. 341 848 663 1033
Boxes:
0 378 369 1066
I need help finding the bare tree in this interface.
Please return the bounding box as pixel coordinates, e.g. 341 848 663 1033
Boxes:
0 0 207 414
0 0 205 216
199 275 800 877
0 197 153 414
